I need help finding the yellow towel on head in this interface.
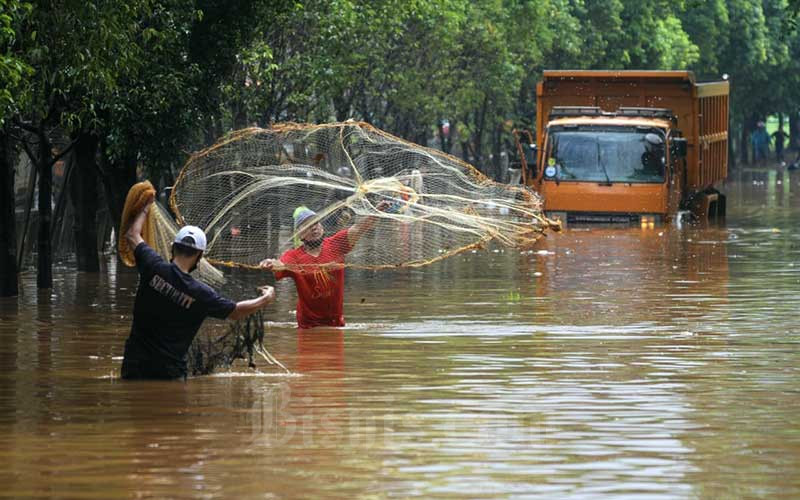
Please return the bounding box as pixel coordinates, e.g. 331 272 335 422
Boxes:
118 180 156 266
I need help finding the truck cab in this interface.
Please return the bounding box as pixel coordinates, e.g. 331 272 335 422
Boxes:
536 107 686 224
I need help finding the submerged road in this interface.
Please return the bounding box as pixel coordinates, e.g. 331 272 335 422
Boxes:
0 168 798 498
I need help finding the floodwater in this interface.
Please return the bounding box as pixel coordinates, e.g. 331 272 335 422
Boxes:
1 169 799 499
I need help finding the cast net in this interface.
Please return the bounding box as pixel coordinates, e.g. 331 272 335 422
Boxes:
119 121 558 375
169 121 557 272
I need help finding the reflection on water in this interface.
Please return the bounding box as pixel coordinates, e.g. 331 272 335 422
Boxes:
1 171 800 498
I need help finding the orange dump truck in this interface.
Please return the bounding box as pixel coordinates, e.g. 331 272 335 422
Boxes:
524 70 729 224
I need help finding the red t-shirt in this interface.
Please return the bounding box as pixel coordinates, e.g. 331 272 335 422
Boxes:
275 229 352 329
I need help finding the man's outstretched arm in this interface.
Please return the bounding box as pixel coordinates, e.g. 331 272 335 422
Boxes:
347 200 391 247
228 286 276 320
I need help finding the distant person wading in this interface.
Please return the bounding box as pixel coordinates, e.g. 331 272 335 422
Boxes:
771 127 787 162
751 122 770 165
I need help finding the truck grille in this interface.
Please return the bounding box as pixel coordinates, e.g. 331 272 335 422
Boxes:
566 212 641 224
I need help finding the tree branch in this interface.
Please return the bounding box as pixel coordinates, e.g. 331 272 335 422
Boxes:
12 117 39 135
7 132 31 143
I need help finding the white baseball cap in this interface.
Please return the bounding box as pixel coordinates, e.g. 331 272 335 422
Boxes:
174 226 207 251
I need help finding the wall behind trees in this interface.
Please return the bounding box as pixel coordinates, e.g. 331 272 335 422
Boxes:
2 0 800 292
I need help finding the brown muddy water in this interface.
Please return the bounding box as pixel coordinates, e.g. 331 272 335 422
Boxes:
1 169 799 499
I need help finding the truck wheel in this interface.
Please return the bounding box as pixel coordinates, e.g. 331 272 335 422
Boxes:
687 189 725 221
709 191 726 219
706 189 726 220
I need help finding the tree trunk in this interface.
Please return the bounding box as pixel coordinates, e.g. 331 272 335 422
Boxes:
51 153 74 249
0 129 18 297
71 133 100 271
98 148 137 235
36 133 54 289
739 124 748 165
17 159 36 269
790 112 799 152
460 141 470 163
459 115 471 163
491 123 502 181
728 113 736 169
413 126 427 150
516 75 536 126
741 116 757 165
473 97 488 170
333 94 351 122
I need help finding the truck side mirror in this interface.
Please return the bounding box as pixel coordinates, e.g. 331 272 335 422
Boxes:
525 143 537 174
671 137 688 158
526 144 539 167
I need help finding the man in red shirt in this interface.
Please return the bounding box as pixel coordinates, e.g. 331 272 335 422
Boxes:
259 204 387 329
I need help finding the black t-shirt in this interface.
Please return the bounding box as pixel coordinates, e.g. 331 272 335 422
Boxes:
122 242 236 377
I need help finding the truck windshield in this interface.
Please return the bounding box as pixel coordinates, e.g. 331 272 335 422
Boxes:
546 126 666 183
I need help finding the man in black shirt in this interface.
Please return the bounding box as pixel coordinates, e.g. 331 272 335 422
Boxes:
771 127 788 162
121 196 275 380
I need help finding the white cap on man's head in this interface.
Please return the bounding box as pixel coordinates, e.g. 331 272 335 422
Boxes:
174 226 207 251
